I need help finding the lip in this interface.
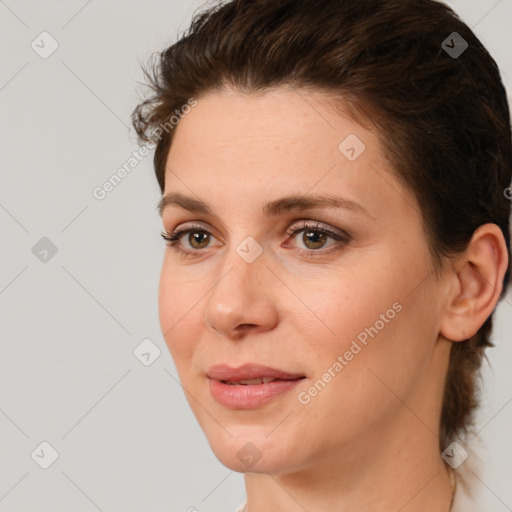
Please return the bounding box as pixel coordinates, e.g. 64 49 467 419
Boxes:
207 363 306 410
207 363 305 381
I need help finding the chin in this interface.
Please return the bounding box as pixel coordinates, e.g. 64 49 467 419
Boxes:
203 425 304 474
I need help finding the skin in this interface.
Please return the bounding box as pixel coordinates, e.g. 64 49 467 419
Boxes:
158 86 509 511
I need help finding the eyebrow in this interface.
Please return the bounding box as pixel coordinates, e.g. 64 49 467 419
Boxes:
157 192 372 219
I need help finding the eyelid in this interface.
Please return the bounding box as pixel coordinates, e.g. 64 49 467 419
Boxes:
161 219 352 254
285 219 349 241
164 219 348 239
161 221 223 246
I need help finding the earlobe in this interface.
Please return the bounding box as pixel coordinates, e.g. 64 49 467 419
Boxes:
439 223 509 343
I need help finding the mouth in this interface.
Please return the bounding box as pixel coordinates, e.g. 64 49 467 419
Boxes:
221 376 303 385
207 363 306 382
206 363 306 409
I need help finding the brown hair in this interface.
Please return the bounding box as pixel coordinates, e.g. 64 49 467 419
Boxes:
132 0 512 450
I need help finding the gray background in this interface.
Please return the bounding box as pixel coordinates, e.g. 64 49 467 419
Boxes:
0 1 511 511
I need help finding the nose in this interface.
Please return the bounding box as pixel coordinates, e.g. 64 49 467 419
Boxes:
203 243 279 341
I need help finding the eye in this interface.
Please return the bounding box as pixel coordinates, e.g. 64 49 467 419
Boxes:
284 221 351 255
160 220 352 257
160 223 218 252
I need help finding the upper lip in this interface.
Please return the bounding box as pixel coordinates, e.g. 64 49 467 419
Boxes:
207 363 306 381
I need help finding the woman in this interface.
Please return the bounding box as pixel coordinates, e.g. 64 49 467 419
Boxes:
132 0 511 510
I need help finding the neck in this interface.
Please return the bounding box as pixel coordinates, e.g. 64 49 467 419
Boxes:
243 415 455 512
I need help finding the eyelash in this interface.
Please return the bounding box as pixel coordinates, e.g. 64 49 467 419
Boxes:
160 221 352 258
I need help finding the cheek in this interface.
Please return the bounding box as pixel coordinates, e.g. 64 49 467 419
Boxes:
158 264 202 367
294 286 433 447
297 253 433 396
299 265 400 355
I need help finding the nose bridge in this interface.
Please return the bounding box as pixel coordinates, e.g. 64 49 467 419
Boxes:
203 235 277 336
218 233 268 292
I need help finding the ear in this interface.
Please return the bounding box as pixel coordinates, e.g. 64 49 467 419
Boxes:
439 223 509 342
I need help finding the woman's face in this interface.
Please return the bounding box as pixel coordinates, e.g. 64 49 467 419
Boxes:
158 87 450 473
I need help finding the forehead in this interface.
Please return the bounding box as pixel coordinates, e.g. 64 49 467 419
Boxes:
171 87 348 150
166 87 375 183
163 87 417 232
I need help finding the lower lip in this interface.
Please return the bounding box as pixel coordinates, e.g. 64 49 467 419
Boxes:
209 378 304 409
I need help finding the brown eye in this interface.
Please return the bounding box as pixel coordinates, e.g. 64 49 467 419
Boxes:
187 230 210 249
285 221 351 255
160 224 218 252
301 229 329 250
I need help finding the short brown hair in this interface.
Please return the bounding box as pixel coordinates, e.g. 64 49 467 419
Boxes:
132 0 512 450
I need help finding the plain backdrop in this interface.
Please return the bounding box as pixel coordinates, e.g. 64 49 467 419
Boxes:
0 1 511 511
